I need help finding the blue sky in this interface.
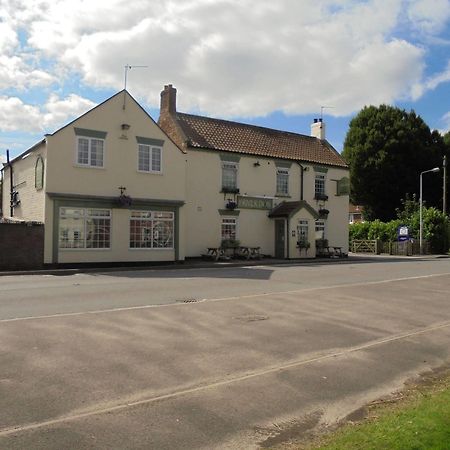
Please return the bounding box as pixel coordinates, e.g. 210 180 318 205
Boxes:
1 0 450 162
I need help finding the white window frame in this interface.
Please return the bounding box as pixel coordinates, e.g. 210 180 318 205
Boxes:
315 173 326 197
315 219 326 239
76 136 105 168
221 217 238 241
297 219 309 245
138 144 163 174
59 208 111 250
221 161 238 191
276 168 289 196
129 210 174 249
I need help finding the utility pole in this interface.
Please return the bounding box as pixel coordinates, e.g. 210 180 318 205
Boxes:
443 155 447 215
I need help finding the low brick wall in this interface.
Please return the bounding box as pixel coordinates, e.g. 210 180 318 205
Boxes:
0 223 44 270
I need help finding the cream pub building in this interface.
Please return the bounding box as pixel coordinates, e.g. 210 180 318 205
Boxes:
2 86 349 265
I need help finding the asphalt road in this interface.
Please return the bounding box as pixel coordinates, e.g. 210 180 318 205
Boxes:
1 258 450 449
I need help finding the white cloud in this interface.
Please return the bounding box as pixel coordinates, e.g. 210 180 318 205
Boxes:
0 94 95 133
0 0 449 119
407 0 450 34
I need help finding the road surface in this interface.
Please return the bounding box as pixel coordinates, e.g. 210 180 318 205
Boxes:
1 258 449 449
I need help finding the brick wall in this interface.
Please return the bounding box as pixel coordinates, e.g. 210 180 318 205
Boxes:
0 223 44 270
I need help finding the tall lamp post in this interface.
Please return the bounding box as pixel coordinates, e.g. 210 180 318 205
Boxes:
420 167 440 254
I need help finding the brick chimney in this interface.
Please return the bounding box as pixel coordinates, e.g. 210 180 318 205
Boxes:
160 84 177 114
311 118 326 140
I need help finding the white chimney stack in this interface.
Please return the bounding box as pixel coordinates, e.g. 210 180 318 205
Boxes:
311 118 326 140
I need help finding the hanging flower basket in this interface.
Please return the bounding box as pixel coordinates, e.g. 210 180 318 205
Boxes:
118 194 132 207
318 208 329 218
226 199 237 210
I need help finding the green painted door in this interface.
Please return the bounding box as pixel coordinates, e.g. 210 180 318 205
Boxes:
275 220 285 259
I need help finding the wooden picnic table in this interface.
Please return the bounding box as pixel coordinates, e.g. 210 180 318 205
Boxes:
203 246 261 261
237 246 261 260
204 247 226 261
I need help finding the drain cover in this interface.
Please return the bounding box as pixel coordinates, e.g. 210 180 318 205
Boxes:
234 314 269 322
177 298 199 303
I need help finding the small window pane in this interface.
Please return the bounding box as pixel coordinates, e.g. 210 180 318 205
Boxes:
138 144 150 171
77 138 89 165
151 147 161 172
90 139 104 167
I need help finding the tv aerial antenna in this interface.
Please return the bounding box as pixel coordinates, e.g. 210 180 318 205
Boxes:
320 105 334 120
123 64 148 109
124 64 148 90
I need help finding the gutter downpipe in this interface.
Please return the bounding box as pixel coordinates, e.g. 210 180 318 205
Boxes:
6 149 13 217
296 162 305 201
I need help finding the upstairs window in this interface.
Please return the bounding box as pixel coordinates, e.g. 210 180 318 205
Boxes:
315 173 326 198
77 137 104 168
138 144 162 173
222 162 238 191
276 168 289 195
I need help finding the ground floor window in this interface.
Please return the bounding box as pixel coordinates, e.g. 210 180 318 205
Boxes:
315 219 326 239
297 219 309 246
130 211 174 249
59 208 111 249
221 217 237 241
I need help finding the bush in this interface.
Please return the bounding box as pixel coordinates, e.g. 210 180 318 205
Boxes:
349 202 450 254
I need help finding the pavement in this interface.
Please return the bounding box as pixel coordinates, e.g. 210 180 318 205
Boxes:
0 252 448 277
0 258 450 449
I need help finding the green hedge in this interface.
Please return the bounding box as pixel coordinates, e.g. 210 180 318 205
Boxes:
350 206 450 254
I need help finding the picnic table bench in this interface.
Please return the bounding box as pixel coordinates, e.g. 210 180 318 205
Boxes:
317 245 345 258
202 246 262 261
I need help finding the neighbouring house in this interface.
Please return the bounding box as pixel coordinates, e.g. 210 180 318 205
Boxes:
1 86 349 267
349 204 364 224
1 91 186 265
158 84 349 259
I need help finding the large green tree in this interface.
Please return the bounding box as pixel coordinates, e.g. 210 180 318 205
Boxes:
342 105 447 221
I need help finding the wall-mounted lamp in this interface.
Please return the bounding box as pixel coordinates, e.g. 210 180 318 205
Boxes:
253 161 261 167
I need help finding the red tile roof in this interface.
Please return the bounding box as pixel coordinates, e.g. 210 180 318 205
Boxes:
173 112 348 168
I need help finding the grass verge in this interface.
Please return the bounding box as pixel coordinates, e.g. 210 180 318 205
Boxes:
274 367 450 450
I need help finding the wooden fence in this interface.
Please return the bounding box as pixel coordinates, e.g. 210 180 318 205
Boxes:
352 239 429 256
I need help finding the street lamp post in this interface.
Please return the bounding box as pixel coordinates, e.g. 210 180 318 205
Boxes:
419 167 440 254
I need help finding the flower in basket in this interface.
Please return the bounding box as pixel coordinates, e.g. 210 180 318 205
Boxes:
118 194 132 207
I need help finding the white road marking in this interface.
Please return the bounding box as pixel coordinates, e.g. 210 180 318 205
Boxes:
0 272 449 323
0 319 449 437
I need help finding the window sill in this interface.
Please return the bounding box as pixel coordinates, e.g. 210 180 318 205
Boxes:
221 188 240 194
314 194 329 201
59 247 111 251
129 247 174 251
74 164 105 170
137 170 163 175
276 193 291 198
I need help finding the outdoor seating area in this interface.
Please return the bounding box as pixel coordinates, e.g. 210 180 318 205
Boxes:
316 239 347 258
202 246 261 261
